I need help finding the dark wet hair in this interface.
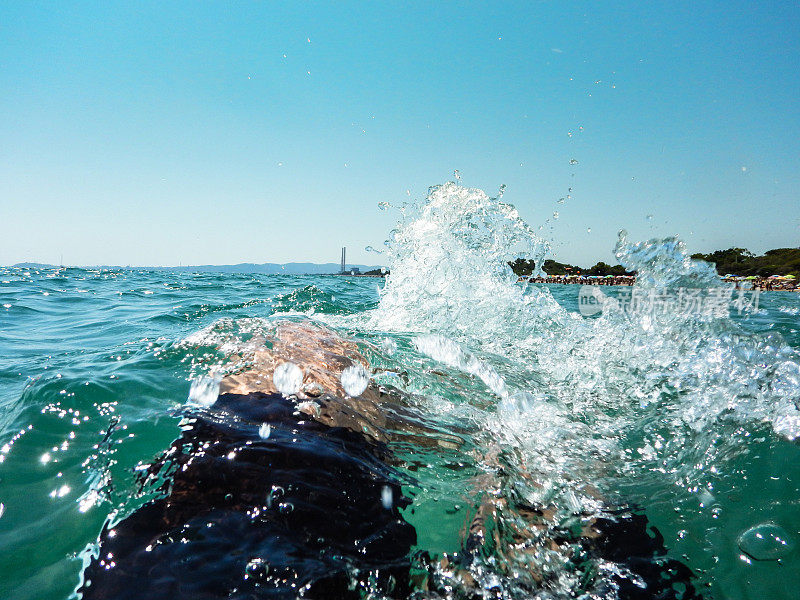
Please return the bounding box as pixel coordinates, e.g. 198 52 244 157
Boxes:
79 392 416 599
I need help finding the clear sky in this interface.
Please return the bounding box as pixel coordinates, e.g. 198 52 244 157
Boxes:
1 1 798 267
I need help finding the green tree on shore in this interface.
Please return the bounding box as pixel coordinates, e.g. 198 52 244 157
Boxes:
511 247 800 278
691 247 800 278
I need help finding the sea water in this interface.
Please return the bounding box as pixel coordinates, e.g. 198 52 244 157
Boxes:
0 182 799 599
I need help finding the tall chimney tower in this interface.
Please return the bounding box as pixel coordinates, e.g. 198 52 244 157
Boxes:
340 247 346 274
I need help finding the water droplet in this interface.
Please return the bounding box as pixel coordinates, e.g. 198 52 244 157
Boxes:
587 227 592 233
738 523 795 560
340 363 369 397
646 214 654 221
278 501 294 514
453 169 461 182
378 201 391 210
188 374 221 407
381 485 393 509
557 198 565 204
497 184 506 198
245 557 269 580
552 211 559 220
273 362 303 396
569 159 579 165
258 423 271 439
379 337 397 355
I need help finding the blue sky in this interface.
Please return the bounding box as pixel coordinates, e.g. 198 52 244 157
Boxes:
1 1 798 267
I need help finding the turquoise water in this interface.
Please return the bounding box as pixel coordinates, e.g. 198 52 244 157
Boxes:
1 269 798 599
2 185 800 599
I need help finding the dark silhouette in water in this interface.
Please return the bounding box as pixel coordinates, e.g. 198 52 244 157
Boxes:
587 513 704 600
78 321 703 599
80 392 703 599
79 391 416 599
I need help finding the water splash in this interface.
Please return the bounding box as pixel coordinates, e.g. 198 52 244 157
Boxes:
369 181 559 338
345 180 798 595
359 180 800 515
614 230 721 289
413 334 509 400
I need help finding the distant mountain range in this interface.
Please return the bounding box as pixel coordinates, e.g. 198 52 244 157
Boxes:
8 262 384 275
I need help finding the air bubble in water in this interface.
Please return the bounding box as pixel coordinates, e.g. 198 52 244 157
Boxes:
273 362 303 396
557 198 565 204
646 214 654 221
737 523 795 560
340 363 369 396
569 159 579 165
258 423 271 439
245 557 269 580
587 227 592 233
553 211 559 220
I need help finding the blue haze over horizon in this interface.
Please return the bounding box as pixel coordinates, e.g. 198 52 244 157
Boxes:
1 2 798 268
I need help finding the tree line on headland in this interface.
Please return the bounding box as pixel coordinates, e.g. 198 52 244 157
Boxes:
688 248 800 278
510 247 800 278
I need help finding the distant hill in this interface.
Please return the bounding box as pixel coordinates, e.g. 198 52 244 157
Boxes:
147 263 383 275
9 262 384 275
9 262 56 269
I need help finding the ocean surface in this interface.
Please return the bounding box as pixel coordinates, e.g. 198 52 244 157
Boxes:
1 183 799 599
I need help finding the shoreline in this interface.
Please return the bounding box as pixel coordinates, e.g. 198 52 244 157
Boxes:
520 276 799 292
